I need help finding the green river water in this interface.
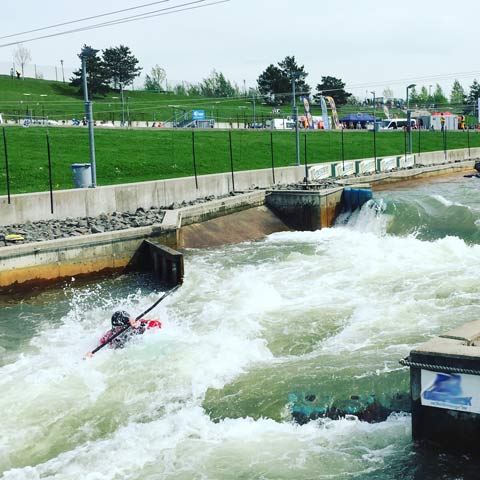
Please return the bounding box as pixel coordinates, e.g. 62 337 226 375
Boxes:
1 174 480 479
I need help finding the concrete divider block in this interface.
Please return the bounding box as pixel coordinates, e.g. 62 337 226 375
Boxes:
398 154 415 169
355 159 375 174
331 162 355 177
309 164 331 181
378 156 397 172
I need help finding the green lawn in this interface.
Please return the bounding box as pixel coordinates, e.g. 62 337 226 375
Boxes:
0 126 478 195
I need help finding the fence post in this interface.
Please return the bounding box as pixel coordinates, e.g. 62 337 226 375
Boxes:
2 127 11 204
229 130 235 192
192 130 198 189
444 127 447 161
46 133 54 214
418 125 421 156
468 126 471 158
341 128 345 171
304 134 308 184
270 131 276 184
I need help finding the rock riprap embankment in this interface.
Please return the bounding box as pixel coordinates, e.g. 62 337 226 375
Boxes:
0 207 166 247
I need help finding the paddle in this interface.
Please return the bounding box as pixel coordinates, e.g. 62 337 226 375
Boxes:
89 284 181 356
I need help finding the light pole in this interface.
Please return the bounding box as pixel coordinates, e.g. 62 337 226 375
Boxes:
292 72 301 166
60 59 65 83
406 83 416 154
168 105 180 128
251 90 256 126
120 82 125 127
81 46 99 187
371 91 377 172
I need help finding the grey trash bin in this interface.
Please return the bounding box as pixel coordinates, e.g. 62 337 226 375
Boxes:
71 163 92 188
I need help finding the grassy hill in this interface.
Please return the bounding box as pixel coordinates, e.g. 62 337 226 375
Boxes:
0 75 295 125
0 75 396 125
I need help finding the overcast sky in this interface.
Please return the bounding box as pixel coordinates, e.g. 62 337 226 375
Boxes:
1 0 479 99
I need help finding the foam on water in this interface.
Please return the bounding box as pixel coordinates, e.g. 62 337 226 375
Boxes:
2 176 480 479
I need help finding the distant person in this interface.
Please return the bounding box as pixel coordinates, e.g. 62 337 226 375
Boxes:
15 70 21 79
10 67 14 79
440 114 445 132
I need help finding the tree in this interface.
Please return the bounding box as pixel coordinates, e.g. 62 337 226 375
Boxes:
314 76 351 106
418 86 429 105
346 95 361 106
257 56 310 104
102 45 142 89
432 84 448 108
13 44 31 79
450 79 466 106
257 64 288 104
144 65 167 91
465 79 480 114
70 45 110 97
408 86 419 105
199 70 237 97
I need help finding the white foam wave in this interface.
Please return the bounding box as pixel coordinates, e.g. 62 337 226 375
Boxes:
2 208 480 478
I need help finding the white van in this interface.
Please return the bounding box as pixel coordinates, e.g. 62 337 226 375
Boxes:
381 119 416 130
266 118 296 130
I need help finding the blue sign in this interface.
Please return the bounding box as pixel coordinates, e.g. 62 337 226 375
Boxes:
192 110 206 121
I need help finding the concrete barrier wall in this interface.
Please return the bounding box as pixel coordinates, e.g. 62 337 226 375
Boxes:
266 188 344 231
2 147 479 226
0 225 178 290
0 165 304 226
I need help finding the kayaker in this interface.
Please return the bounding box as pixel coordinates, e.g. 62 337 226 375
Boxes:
85 310 161 357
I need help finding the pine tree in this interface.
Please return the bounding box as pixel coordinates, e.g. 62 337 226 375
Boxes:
257 56 310 105
450 79 466 106
102 45 142 89
314 76 351 106
433 84 448 109
70 45 109 97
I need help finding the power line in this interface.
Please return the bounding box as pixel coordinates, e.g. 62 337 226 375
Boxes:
0 0 171 41
0 0 230 49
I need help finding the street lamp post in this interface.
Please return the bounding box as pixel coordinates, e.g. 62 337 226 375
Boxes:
251 90 256 126
81 46 99 187
292 72 301 166
406 83 416 154
120 83 125 127
371 91 377 172
168 105 180 128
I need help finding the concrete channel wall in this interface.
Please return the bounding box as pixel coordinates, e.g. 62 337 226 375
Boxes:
1 146 479 227
266 188 344 230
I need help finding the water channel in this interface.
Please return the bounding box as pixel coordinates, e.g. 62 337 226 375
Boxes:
1 173 480 479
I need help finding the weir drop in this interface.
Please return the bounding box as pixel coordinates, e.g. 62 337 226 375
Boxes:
1 173 480 479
